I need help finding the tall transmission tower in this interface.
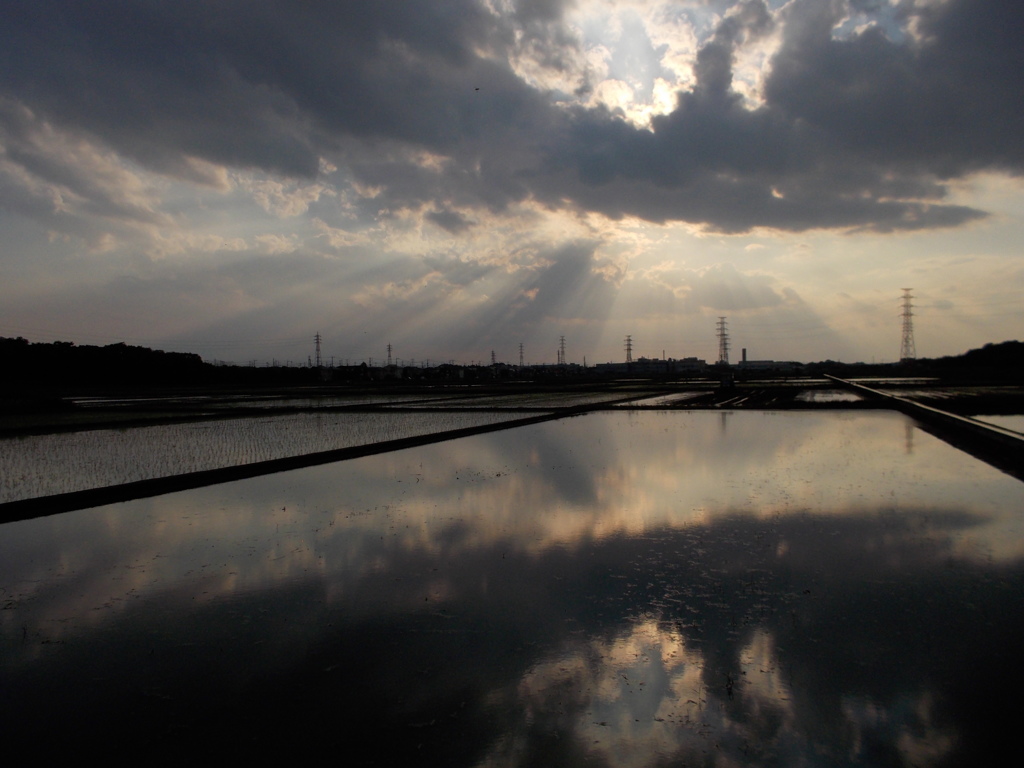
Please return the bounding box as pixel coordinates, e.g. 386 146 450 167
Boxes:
558 335 566 366
314 332 322 368
899 289 916 362
519 342 524 368
624 335 633 363
716 317 730 365
491 350 496 365
387 343 393 367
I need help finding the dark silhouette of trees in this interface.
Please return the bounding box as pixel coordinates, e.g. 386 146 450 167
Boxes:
0 337 205 393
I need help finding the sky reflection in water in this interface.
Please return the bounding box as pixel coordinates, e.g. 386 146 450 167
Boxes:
2 411 1022 765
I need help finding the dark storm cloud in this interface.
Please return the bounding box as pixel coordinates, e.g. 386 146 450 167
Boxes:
425 207 476 234
768 0 1024 174
0 0 1019 233
534 0 1009 231
0 0 529 177
513 0 572 25
695 0 774 95
508 0 588 81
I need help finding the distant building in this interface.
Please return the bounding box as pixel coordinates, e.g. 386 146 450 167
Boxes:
735 347 798 374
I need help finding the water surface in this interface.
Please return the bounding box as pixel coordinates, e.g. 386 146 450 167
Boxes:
975 414 1024 433
2 411 1021 764
0 411 527 503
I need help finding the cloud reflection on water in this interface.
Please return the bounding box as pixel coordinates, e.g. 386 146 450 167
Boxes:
1 411 1022 764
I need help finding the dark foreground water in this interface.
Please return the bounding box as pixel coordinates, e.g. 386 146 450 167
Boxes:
2 411 1022 765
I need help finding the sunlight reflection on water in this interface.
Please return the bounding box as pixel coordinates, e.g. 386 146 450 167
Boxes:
1 410 1022 764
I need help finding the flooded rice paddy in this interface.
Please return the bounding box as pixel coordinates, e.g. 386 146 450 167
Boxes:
794 388 864 403
2 409 1023 765
393 391 637 408
974 414 1024 433
72 393 447 409
622 392 709 407
0 411 527 503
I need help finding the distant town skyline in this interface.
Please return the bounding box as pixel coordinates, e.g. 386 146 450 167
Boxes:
1 1 1021 367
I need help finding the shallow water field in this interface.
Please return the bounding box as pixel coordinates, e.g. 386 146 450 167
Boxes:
794 388 864 403
975 413 1024 433
2 410 1022 764
395 391 636 408
73 392 458 409
621 392 708 407
0 411 528 502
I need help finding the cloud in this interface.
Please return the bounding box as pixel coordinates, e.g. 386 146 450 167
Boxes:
533 0 1001 232
766 0 1024 176
0 99 170 246
243 177 334 218
425 207 476 234
0 0 1019 239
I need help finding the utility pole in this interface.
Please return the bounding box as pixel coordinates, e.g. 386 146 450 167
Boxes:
716 317 730 365
899 289 916 362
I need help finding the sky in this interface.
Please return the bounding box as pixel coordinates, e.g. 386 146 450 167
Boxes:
1 0 1022 367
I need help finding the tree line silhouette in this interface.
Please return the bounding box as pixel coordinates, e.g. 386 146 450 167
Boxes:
2 336 1021 399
